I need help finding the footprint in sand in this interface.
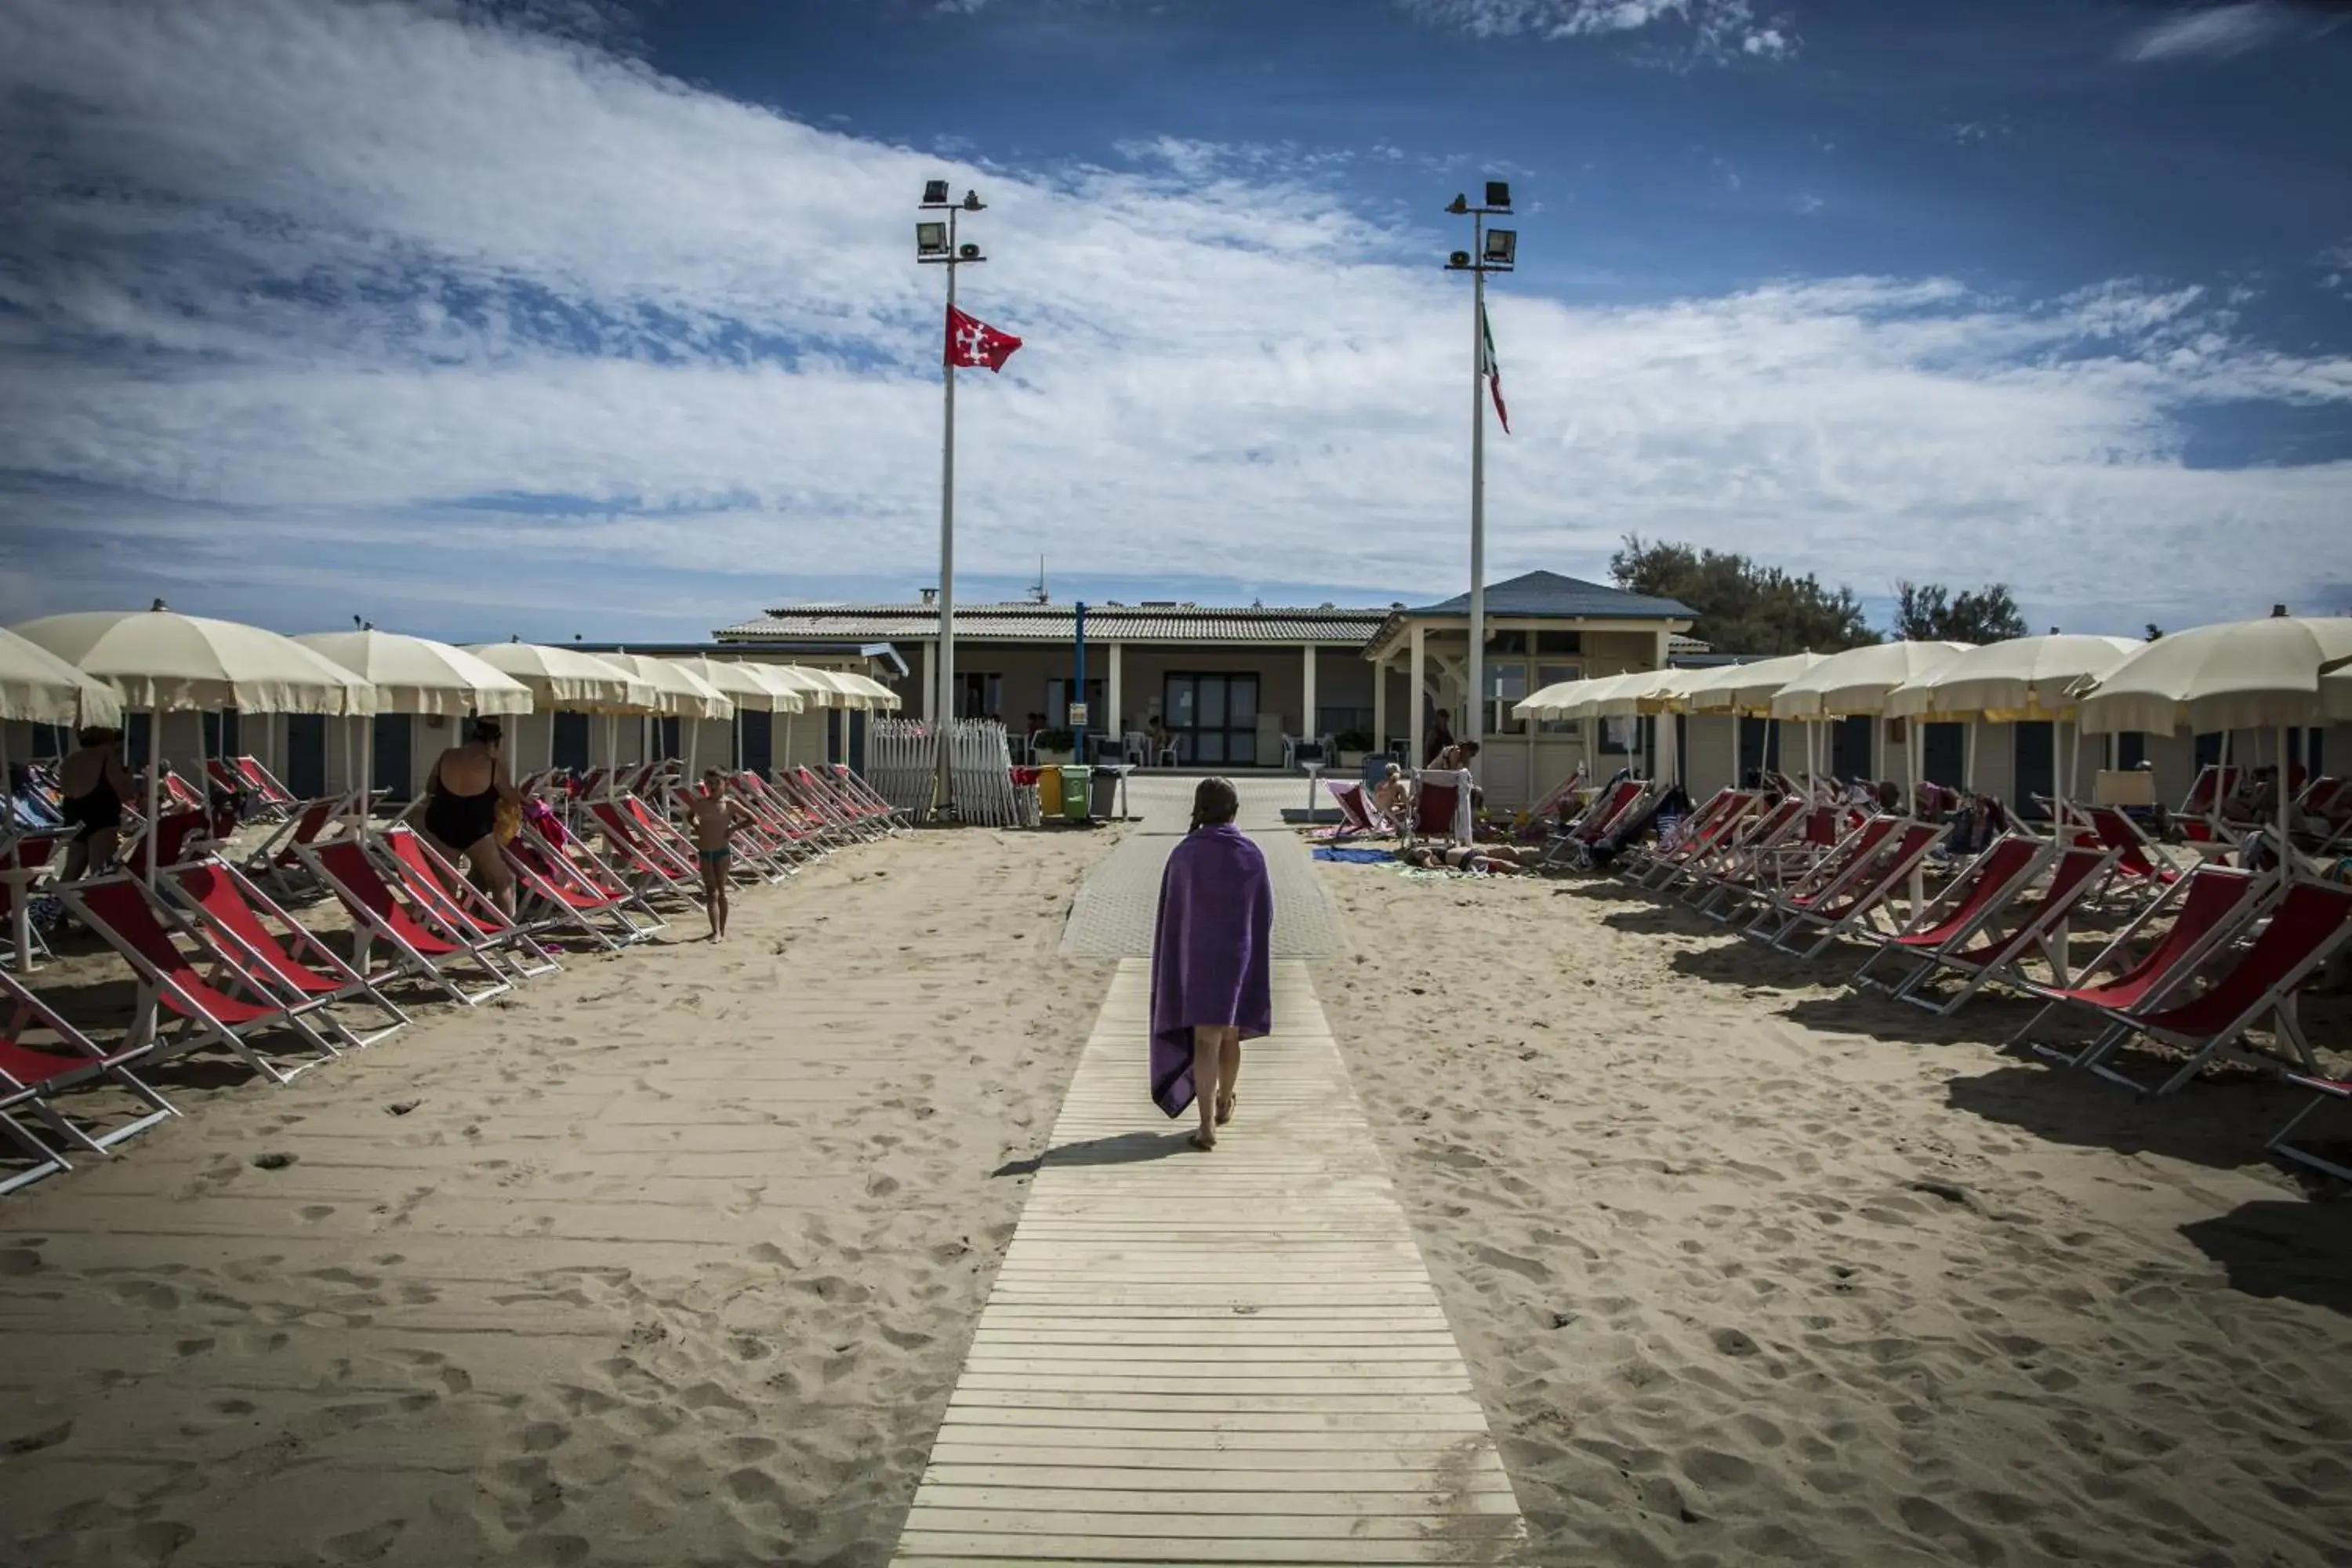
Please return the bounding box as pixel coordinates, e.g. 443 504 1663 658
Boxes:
322 1519 405 1563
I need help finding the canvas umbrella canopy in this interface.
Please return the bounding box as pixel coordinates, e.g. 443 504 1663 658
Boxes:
297 631 535 815
1680 652 1827 717
1512 675 1610 720
13 607 375 900
663 657 803 778
463 642 654 711
787 669 873 709
814 670 900 711
463 642 655 781
597 655 732 721
2075 615 2352 849
1884 633 2140 796
1773 641 1971 810
294 631 534 717
0 627 124 729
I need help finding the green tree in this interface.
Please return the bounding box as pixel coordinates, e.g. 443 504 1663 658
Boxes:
2144 623 2164 641
1609 535 1877 656
1890 580 2030 644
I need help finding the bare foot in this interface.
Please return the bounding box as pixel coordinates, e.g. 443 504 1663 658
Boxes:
1215 1093 1236 1127
1189 1128 1216 1152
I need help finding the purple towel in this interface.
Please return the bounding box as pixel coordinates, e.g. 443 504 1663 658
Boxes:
1149 824 1275 1117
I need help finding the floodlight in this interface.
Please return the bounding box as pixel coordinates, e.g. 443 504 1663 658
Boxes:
1447 249 1471 269
1445 193 1468 215
1483 227 1516 265
1484 180 1512 209
962 190 985 211
958 241 982 260
916 221 949 256
922 179 950 205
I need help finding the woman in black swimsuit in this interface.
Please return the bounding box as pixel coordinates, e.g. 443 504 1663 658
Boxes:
59 727 134 880
419 719 521 918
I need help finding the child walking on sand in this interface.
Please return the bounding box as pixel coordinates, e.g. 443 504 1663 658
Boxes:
683 769 757 941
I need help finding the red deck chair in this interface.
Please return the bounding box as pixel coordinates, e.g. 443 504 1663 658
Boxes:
784 768 878 842
1630 789 1759 887
1321 779 1381 839
2014 866 2272 1069
1541 778 1644 868
1755 820 1945 957
0 968 179 1195
1853 834 2049 993
726 774 822 862
56 877 341 1083
241 792 351 889
2179 764 2238 820
1872 844 2119 1014
800 765 884 833
1410 770 1472 847
234 755 299 809
165 859 410 1049
586 801 701 895
2080 806 2179 898
503 829 664 949
1738 815 1898 934
1678 796 1808 906
2074 880 2352 1096
297 839 514 1007
826 762 906 829
118 809 209 879
372 829 560 979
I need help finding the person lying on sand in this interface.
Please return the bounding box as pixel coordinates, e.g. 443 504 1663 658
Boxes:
682 769 757 941
1402 843 1537 874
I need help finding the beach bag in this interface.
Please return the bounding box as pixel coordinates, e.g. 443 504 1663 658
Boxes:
495 797 522 845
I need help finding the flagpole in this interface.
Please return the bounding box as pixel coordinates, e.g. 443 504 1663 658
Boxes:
938 206 958 819
1445 183 1515 782
1469 214 1486 761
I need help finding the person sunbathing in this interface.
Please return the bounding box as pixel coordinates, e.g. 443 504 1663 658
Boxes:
1370 762 1410 824
1402 842 1536 874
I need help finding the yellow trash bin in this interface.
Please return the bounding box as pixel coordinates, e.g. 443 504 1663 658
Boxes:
1036 766 1064 817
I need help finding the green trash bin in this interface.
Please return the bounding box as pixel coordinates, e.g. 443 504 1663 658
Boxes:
1060 765 1092 823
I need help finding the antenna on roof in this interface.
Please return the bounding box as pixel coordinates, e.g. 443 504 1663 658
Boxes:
1029 556 1049 604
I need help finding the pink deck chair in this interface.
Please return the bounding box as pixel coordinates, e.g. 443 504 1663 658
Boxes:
2015 866 2272 1069
734 773 832 858
298 839 514 1007
0 968 179 1195
586 800 702 895
1868 844 2119 1014
1321 779 1384 839
2074 880 2352 1096
166 859 410 1051
56 877 342 1084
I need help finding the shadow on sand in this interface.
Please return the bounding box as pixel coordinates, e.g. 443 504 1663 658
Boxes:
2178 1200 2352 1316
993 1130 1197 1178
1944 1062 2328 1178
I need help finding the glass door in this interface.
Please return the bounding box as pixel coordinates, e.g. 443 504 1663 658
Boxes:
1163 674 1260 765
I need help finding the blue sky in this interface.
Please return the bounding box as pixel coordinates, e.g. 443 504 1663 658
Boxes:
1 0 2347 644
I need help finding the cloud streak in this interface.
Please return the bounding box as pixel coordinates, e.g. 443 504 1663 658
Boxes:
0 0 2347 642
2122 2 2338 61
1398 0 1795 60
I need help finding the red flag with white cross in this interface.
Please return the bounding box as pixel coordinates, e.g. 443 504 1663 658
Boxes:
945 305 1022 372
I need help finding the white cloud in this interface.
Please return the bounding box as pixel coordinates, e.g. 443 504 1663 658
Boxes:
2122 2 2321 61
1 0 2348 641
1399 0 1798 62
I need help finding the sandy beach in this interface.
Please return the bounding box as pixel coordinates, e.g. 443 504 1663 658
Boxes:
0 827 1115 1568
1314 859 2352 1567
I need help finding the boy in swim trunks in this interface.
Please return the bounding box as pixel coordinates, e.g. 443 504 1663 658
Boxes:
683 769 757 941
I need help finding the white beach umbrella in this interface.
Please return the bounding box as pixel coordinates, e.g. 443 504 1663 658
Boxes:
666 657 806 714
1885 634 2140 723
2075 615 2352 848
463 642 654 711
295 630 534 717
814 670 900 711
597 655 732 721
1773 641 1971 808
1770 642 1973 720
787 669 869 709
1681 652 1828 717
2072 616 2352 735
1512 676 1605 720
0 627 124 729
13 606 375 895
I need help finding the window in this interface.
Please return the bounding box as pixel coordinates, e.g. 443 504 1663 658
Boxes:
1485 629 1530 655
1536 630 1582 655
956 671 1002 720
1487 661 1530 735
2118 731 2147 771
1534 662 1581 735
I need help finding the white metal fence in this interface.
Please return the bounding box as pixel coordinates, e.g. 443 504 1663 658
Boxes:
865 718 1033 827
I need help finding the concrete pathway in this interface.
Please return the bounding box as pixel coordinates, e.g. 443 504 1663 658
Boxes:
892 780 1524 1564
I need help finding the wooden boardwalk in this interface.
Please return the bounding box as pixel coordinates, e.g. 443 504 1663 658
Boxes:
891 959 1526 1566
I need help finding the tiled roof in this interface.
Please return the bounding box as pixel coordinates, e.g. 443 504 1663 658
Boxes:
715 602 1392 646
1402 570 1695 622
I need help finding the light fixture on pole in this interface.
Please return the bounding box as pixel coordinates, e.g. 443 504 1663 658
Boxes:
918 177 987 817
1443 179 1515 763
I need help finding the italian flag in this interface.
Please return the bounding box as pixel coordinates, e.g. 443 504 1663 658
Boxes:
1482 303 1510 434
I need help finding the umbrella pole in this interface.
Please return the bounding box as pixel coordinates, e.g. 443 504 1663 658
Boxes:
1964 720 1976 792
3 723 25 971
2278 724 2291 861
146 706 161 887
